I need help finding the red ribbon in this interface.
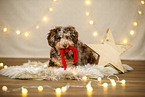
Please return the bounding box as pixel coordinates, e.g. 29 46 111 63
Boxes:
59 46 78 70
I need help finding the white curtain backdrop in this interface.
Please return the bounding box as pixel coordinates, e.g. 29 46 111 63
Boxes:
0 0 144 60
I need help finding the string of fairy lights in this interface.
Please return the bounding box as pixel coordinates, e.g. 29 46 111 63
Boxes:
1 75 126 96
1 0 56 37
1 0 144 44
1 61 126 96
0 0 144 96
84 0 144 44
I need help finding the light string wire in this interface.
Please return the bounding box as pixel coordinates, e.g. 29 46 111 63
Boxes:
2 75 126 93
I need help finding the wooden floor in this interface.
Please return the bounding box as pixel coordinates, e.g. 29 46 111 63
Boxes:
0 58 145 97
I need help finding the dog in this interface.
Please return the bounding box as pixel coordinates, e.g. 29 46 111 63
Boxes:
47 26 98 67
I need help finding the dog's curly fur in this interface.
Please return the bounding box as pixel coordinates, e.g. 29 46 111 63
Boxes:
47 26 98 67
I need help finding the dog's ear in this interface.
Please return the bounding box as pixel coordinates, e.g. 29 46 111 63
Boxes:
68 26 78 44
47 28 56 47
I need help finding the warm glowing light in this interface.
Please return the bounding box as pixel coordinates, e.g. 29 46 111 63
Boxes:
38 86 43 92
101 39 104 43
141 0 145 4
53 0 57 2
112 82 116 86
35 26 39 29
61 87 67 92
123 39 128 44
22 88 28 95
2 86 8 91
130 30 135 35
93 32 98 37
110 79 116 86
49 8 53 12
82 76 87 81
87 86 93 92
138 11 142 15
102 83 108 88
0 63 4 67
97 77 101 81
43 17 48 21
133 22 138 26
24 32 29 37
43 64 48 68
85 0 91 5
4 65 8 69
3 27 7 32
121 80 126 84
16 30 21 35
89 20 94 25
56 88 61 94
86 12 90 16
110 79 115 83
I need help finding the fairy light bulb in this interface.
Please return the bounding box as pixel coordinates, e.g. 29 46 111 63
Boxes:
43 17 47 21
123 39 128 44
121 80 126 84
49 8 53 12
35 26 39 29
133 22 138 26
86 12 90 16
101 39 104 43
61 87 67 92
89 20 94 25
82 76 87 81
138 11 142 15
22 88 28 95
110 79 114 82
102 83 108 88
110 79 116 86
38 86 43 92
43 64 48 68
24 32 29 37
93 32 98 37
87 86 93 92
141 0 145 4
0 63 4 67
97 77 101 82
16 30 21 35
86 81 93 92
2 86 8 91
3 27 7 32
85 0 91 5
4 65 8 69
56 88 61 94
112 82 116 86
130 30 135 35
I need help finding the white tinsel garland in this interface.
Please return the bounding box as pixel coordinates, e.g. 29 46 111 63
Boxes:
0 61 133 80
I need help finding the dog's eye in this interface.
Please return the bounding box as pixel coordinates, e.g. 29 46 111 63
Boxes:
66 36 69 39
57 37 61 39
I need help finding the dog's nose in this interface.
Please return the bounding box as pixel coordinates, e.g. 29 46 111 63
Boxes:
63 44 67 48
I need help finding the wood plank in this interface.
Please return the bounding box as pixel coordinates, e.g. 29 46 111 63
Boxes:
0 58 145 97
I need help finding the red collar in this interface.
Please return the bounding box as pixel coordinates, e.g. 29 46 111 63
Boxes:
59 46 78 70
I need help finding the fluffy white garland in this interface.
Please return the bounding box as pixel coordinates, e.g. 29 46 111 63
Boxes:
0 61 133 80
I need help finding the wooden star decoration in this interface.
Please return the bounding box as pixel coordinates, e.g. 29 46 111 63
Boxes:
87 28 131 73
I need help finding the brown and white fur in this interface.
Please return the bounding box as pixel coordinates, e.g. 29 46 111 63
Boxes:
47 26 98 67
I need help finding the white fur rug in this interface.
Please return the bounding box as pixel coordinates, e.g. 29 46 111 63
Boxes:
0 61 133 80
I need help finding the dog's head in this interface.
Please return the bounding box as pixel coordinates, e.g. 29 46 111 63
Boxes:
47 26 78 50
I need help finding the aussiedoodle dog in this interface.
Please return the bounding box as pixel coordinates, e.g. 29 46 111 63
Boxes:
47 26 99 67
